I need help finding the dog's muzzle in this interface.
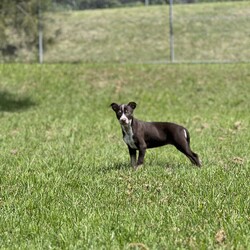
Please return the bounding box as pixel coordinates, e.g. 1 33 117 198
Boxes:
120 118 128 125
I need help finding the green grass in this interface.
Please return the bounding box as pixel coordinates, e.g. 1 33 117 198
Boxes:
44 6 169 63
3 2 250 63
0 63 250 249
42 1 250 63
173 2 250 62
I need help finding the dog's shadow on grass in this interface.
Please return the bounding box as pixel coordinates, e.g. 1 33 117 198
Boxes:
99 162 131 173
0 91 36 112
100 161 183 174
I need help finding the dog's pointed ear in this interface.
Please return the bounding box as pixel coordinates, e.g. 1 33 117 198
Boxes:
110 103 119 112
128 102 137 110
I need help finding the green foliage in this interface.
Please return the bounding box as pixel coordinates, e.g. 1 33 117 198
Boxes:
51 0 249 10
52 0 147 10
0 63 249 248
78 0 122 9
0 0 51 61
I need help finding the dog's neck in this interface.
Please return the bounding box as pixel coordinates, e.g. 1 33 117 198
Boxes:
121 117 137 150
121 118 133 134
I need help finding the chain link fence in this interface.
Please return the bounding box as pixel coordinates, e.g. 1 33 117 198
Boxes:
1 0 250 63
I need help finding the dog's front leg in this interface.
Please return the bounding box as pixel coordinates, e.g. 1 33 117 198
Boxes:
128 146 137 168
137 143 147 168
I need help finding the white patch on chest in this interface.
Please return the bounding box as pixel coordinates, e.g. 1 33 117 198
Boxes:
121 123 137 149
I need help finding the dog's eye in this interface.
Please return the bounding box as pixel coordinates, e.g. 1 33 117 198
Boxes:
118 111 122 115
125 110 129 114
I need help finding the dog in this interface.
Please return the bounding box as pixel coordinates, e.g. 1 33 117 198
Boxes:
111 102 201 169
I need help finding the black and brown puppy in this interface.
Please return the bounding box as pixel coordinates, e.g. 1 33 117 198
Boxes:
111 102 201 169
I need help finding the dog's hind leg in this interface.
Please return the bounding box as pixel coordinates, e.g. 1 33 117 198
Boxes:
176 143 201 166
174 129 201 167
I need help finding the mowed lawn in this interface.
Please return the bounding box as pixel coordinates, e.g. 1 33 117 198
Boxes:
0 63 249 249
43 1 250 63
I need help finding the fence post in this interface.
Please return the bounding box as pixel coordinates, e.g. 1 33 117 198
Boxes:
38 0 43 63
169 0 174 62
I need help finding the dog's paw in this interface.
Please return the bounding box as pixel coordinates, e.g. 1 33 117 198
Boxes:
134 164 143 171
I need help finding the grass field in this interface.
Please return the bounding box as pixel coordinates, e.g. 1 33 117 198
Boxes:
43 1 250 63
4 1 249 63
0 63 249 249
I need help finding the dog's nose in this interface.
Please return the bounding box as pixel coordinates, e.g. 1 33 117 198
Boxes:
120 118 127 123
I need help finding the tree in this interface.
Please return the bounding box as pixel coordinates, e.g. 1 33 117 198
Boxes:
0 0 51 61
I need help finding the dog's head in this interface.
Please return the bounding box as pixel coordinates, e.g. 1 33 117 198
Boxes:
110 102 136 125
